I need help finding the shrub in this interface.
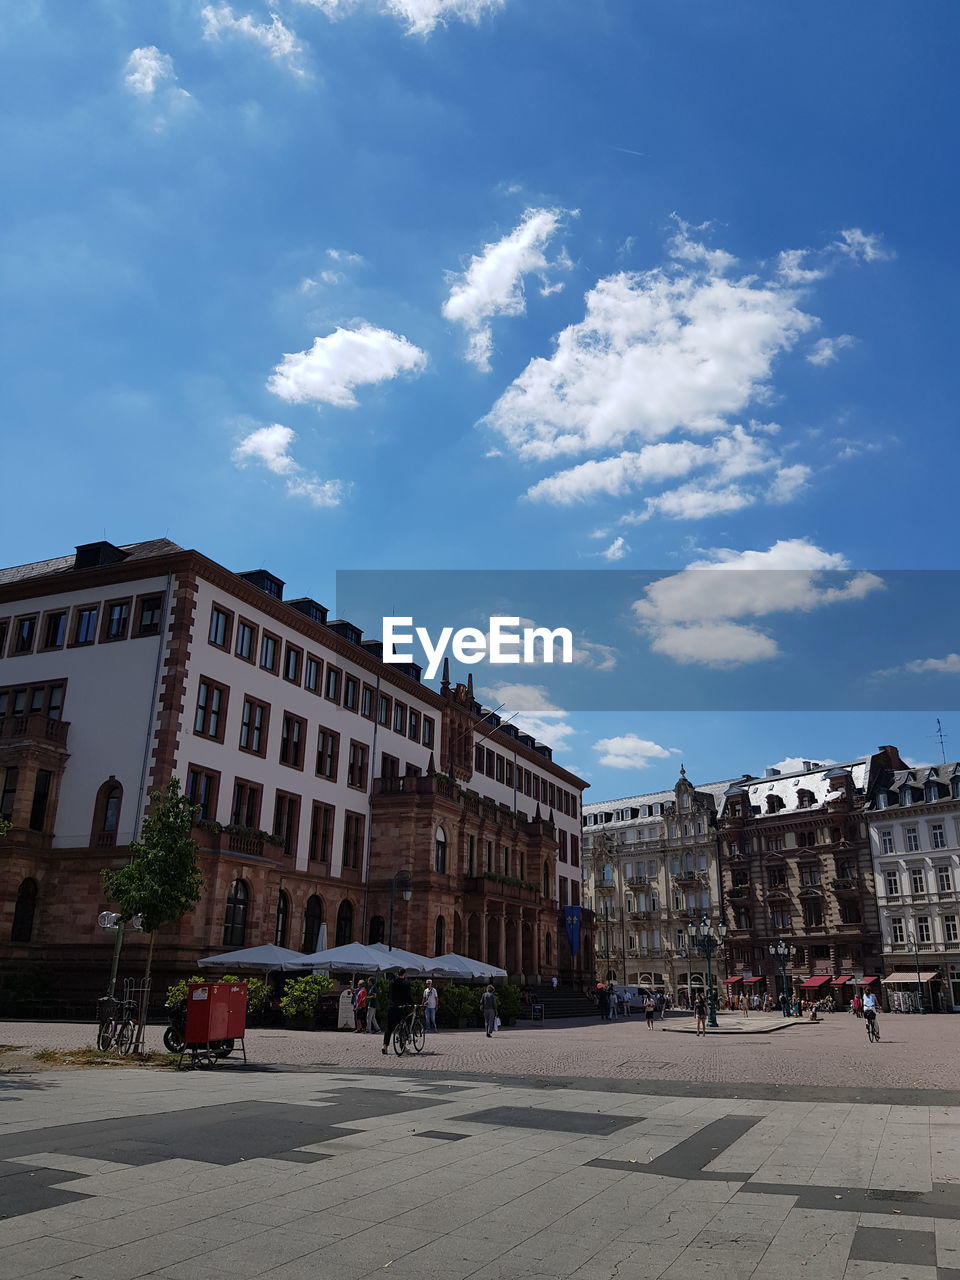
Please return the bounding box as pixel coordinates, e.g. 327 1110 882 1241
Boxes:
279 973 333 1020
497 983 522 1024
441 984 481 1024
164 974 267 1016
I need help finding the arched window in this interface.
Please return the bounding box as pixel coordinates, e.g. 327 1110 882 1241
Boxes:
11 878 37 944
544 931 552 966
368 914 385 945
222 880 248 947
434 914 445 956
434 826 447 874
274 890 289 948
91 778 123 848
336 899 353 947
543 861 552 899
302 896 323 952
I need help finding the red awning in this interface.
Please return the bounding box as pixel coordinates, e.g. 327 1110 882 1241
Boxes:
800 975 832 988
831 976 851 986
854 975 879 985
743 976 763 985
724 976 742 985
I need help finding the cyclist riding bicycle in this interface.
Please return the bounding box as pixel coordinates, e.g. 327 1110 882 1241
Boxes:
381 968 413 1055
862 988 879 1029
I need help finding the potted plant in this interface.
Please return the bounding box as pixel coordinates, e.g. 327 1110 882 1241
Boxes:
497 983 522 1027
279 973 333 1029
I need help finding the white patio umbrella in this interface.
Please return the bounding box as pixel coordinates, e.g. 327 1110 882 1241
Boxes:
366 942 444 975
293 942 414 973
431 952 508 980
197 944 308 972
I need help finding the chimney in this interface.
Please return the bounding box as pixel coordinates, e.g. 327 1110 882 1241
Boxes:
764 768 781 778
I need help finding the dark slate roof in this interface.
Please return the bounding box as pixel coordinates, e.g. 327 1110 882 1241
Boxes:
0 539 183 587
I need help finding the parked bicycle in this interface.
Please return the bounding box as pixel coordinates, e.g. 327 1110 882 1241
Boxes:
392 1005 425 1056
163 1000 235 1058
96 995 137 1055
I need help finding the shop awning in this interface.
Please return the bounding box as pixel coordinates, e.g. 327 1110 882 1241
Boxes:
724 976 742 985
831 976 851 986
881 971 940 985
800 975 833 988
743 976 763 985
851 975 879 985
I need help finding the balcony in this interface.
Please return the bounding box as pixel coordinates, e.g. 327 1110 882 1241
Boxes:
629 909 652 922
462 874 545 907
831 877 860 894
673 871 707 887
374 773 460 800
727 884 751 900
0 714 70 748
626 875 650 889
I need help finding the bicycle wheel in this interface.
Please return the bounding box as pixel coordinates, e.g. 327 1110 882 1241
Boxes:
872 1022 880 1041
392 1022 409 1056
97 1020 115 1052
163 1026 184 1054
412 1017 425 1053
116 1021 136 1055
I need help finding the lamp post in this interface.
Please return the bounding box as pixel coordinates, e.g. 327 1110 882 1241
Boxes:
387 871 412 950
687 916 727 1029
768 939 795 1017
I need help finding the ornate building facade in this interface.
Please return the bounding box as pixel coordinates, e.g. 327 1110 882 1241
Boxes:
582 770 729 1003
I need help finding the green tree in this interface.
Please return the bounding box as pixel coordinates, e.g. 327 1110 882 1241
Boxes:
102 778 204 1046
0 817 11 839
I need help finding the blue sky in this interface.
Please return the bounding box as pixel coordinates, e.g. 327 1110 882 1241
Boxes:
4 0 958 794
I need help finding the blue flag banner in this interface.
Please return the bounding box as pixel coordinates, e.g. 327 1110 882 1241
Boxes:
563 906 582 958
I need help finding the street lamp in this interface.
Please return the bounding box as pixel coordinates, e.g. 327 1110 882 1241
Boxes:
387 870 412 950
687 916 727 1029
768 939 795 1017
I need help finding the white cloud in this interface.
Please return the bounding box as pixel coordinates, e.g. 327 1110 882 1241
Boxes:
767 464 811 503
632 539 884 667
477 683 576 751
443 207 572 371
477 616 618 673
834 228 892 263
904 653 960 675
593 733 681 770
232 423 345 506
201 5 306 76
601 536 628 561
267 324 427 407
296 0 505 35
776 248 826 285
807 334 854 366
327 248 364 263
124 47 179 96
767 756 836 775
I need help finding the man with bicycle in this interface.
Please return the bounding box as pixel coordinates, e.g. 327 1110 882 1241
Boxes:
381 968 413 1055
862 987 879 1038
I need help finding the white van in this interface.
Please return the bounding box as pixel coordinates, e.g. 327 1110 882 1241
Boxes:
612 985 655 1010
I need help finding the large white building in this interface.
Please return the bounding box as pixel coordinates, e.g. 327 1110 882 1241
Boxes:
0 538 587 997
865 761 960 1011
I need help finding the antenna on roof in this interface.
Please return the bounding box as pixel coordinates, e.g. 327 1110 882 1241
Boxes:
936 718 948 764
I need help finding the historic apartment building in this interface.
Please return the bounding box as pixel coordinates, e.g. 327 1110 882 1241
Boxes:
581 769 729 1003
0 538 589 998
715 749 905 1005
865 760 960 1012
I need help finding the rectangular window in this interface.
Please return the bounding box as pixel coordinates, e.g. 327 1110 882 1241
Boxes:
194 679 227 741
475 743 485 772
209 606 232 649
916 915 932 944
885 869 900 897
260 632 279 674
361 685 374 719
571 880 580 906
279 713 306 769
0 766 18 822
103 600 131 642
342 811 365 870
840 902 861 924
495 755 505 783
343 675 358 711
29 769 52 832
42 611 66 650
72 607 98 646
880 830 895 855
304 654 321 692
485 749 495 778
235 620 256 662
558 829 568 862
504 759 513 788
408 709 420 742
347 741 369 789
937 865 953 893
767 837 783 852
930 823 947 850
771 906 791 930
325 665 342 703
485 840 493 873
944 915 959 944
317 727 340 780
186 767 219 821
381 752 399 779
230 779 262 828
802 901 824 928
273 792 300 857
0 620 7 657
559 878 569 907
309 801 334 863
283 645 302 684
13 616 38 654
799 865 821 886
393 702 407 734
911 867 926 895
905 826 920 852
570 834 579 867
767 866 787 889
377 693 391 726
423 716 434 749
47 684 64 720
136 595 163 636
891 917 905 944
239 697 268 756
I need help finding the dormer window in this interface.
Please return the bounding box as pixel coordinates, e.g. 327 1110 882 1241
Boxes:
765 794 785 814
797 789 815 809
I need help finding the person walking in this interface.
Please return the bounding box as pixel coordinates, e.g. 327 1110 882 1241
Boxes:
366 983 380 1034
481 984 498 1036
551 975 558 991
661 993 671 1020
852 994 862 1018
381 968 413 1055
694 992 707 1036
421 979 439 1033
607 983 618 1021
597 984 609 1021
643 994 656 1028
353 980 367 1033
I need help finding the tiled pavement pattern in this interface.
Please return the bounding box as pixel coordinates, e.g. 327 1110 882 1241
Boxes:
2 1067 960 1279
